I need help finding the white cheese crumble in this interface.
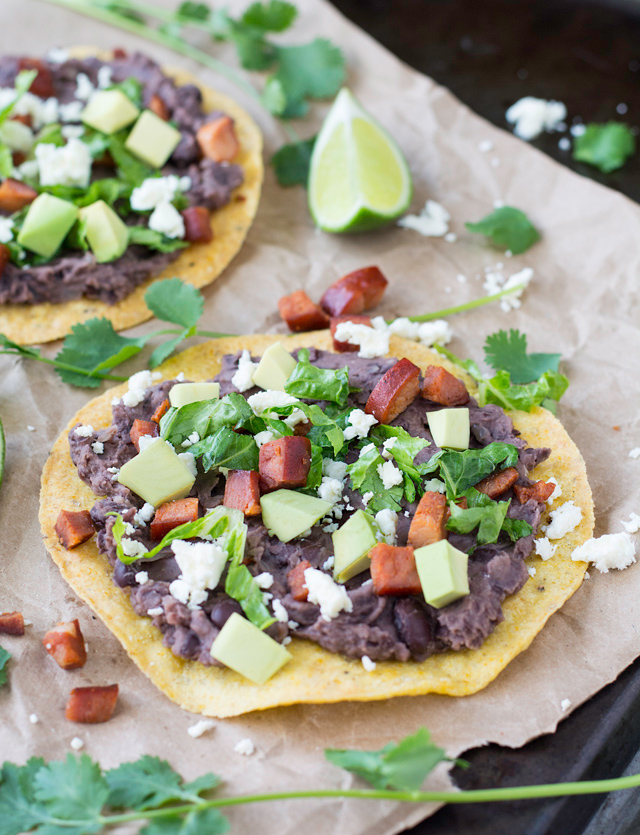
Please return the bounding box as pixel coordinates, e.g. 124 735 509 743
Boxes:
506 97 567 140
545 501 583 540
131 175 189 211
382 437 397 459
534 537 557 561
187 719 215 738
484 267 534 311
137 434 157 453
303 567 353 621
47 47 69 63
362 491 374 508
147 607 164 617
571 532 636 573
122 369 156 408
70 737 85 751
75 424 94 438
134 502 155 527
61 125 85 140
323 458 348 481
362 655 377 672
546 477 562 504
334 320 390 359
121 538 148 559
254 430 277 448
375 509 398 545
91 441 104 455
444 232 457 243
622 513 640 535
58 100 84 123
272 599 289 623
424 478 446 494
0 88 59 130
397 200 451 237
169 539 226 609
247 390 299 415
283 636 292 646
560 698 571 713
97 65 113 90
322 555 335 571
318 476 344 506
75 73 95 101
231 349 258 393
181 430 200 448
29 713 39 724
371 315 453 349
27 426 36 433
149 201 186 239
134 571 150 585
343 408 378 441
0 120 33 154
288 619 299 629
323 522 339 534
377 460 403 490
629 447 640 459
35 138 92 188
234 738 255 756
178 452 197 477
478 139 494 152
527 566 537 577
254 572 274 589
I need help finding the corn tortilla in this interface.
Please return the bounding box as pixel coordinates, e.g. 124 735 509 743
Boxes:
39 333 594 717
0 49 263 345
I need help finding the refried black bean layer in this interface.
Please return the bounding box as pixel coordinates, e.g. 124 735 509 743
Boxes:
68 349 550 668
0 52 244 306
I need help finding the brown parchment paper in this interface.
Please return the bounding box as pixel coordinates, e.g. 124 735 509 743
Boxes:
1 0 639 832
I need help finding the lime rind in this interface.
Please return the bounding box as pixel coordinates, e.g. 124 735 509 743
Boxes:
309 88 413 233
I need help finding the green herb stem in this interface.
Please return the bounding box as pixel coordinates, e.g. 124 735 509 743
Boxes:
404 283 525 323
0 350 128 382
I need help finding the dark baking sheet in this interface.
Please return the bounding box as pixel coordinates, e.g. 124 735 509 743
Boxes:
329 1 640 831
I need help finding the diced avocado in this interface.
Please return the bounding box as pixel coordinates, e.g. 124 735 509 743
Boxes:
118 438 195 507
261 489 332 543
414 540 469 608
427 408 470 450
124 110 181 169
210 612 292 684
81 89 139 135
252 342 297 392
17 193 78 259
169 382 220 409
332 509 379 583
78 200 129 263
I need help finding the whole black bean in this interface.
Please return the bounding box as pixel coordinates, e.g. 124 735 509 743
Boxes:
210 599 244 629
394 598 434 661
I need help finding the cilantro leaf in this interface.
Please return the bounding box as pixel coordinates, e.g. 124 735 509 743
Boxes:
190 426 259 472
0 759 50 835
263 40 346 118
141 807 230 835
108 133 154 185
242 1 297 32
465 206 541 255
421 443 519 500
573 122 636 173
325 727 454 791
0 646 10 687
503 516 534 541
128 226 190 253
483 329 561 384
144 278 204 329
271 135 316 187
229 25 276 71
55 318 148 387
106 756 219 811
33 754 109 825
285 348 350 406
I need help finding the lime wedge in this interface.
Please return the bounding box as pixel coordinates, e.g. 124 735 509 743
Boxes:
309 88 413 233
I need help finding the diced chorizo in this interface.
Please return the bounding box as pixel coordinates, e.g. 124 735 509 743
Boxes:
18 58 55 98
514 480 556 504
196 115 239 162
287 559 311 601
151 398 171 424
278 290 330 333
0 611 25 636
320 277 366 317
365 357 421 424
65 684 119 724
344 266 388 308
148 93 169 121
370 544 422 596
130 418 158 451
259 436 311 493
181 206 213 244
330 314 372 352
223 470 262 516
112 48 128 60
422 365 469 407
0 244 10 278
43 619 87 669
54 510 95 550
475 467 519 499
150 497 199 540
408 491 448 548
11 113 32 127
0 178 38 213
11 151 26 167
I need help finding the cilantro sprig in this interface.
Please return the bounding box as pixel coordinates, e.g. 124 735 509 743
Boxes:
2 730 640 833
465 206 540 255
573 122 636 173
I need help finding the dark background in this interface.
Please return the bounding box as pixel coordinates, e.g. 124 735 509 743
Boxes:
330 1 640 832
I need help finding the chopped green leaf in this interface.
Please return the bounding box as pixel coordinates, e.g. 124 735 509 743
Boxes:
346 444 403 512
483 329 561 384
304 442 323 491
0 145 12 179
177 1 211 21
55 318 148 387
326 727 455 791
0 69 37 127
190 426 259 472
106 756 219 811
108 77 144 107
370 425 430 489
0 646 10 687
573 122 636 173
242 1 297 32
108 132 154 185
421 443 519 500
479 369 569 412
128 226 190 253
161 393 258 447
465 206 540 255
285 348 350 406
145 277 204 329
271 135 316 186
34 122 65 148
446 489 510 546
225 563 275 629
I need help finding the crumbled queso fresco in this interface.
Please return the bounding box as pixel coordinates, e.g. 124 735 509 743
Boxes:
397 199 451 237
572 532 637 573
303 567 353 621
545 501 583 540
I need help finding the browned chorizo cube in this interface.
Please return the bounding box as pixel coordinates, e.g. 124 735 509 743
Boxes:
0 244 9 278
223 470 262 516
514 480 556 504
330 314 372 352
54 510 95 550
150 497 199 540
65 684 119 724
259 436 312 492
346 266 388 308
151 398 171 424
130 418 159 451
182 206 213 243
0 611 25 636
287 559 311 601
408 491 448 548
365 358 421 424
18 58 55 98
370 544 421 596
475 467 519 499
320 277 366 317
278 290 330 333
43 619 87 669
148 93 169 120
0 178 37 213
197 116 239 162
422 365 469 406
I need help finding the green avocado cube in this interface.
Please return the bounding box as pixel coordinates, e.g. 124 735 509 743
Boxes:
124 109 181 169
414 540 469 608
117 438 195 507
81 89 140 135
261 489 332 543
17 193 78 259
252 342 297 392
427 408 470 450
332 509 379 583
211 612 292 684
78 200 129 263
169 382 220 409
